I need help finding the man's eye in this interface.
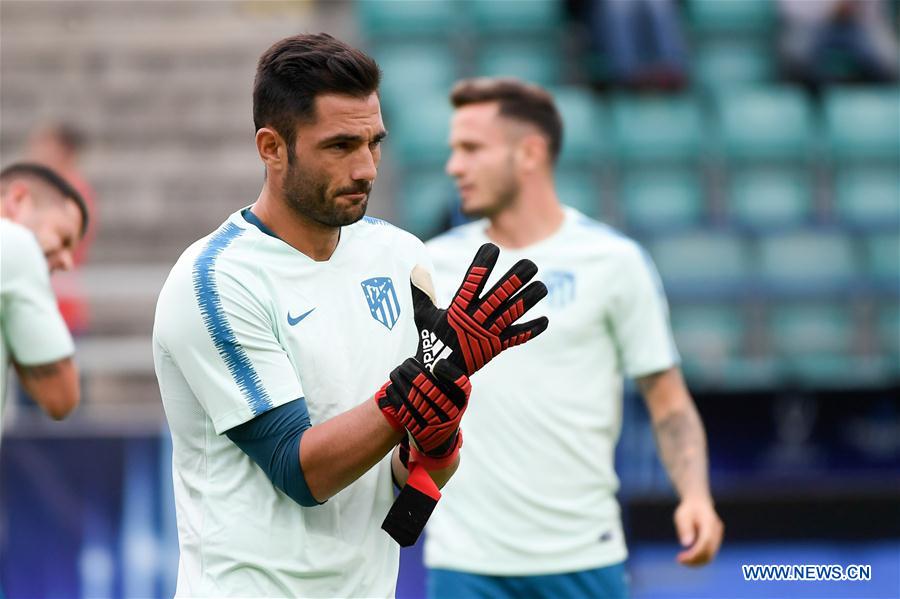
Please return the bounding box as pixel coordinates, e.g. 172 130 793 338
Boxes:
370 139 382 149
332 143 348 150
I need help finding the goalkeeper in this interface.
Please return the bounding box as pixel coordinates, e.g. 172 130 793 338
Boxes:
424 77 723 599
152 34 547 598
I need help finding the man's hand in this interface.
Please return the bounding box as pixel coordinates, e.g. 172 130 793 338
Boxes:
375 357 471 460
674 495 724 566
412 243 548 376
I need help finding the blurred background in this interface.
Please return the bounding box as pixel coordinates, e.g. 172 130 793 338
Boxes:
0 0 897 597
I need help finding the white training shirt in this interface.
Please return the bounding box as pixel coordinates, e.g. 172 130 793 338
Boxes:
153 208 431 597
0 219 75 445
424 207 679 576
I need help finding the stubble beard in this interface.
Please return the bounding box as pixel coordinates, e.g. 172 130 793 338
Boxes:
282 154 370 227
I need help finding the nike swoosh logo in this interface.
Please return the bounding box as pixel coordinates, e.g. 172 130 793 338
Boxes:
287 307 316 326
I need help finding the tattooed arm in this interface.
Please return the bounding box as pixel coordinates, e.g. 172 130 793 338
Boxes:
638 367 723 566
14 356 80 420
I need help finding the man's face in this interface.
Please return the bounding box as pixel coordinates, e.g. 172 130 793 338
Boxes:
2 182 82 272
445 102 520 218
281 92 385 227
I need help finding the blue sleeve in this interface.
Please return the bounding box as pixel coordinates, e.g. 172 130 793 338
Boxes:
225 398 321 507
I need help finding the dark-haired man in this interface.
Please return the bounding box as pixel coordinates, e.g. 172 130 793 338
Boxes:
0 162 89 439
153 34 547 596
424 78 723 599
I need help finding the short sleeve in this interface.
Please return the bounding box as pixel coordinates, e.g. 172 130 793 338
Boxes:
1 224 74 366
156 256 302 435
607 243 680 378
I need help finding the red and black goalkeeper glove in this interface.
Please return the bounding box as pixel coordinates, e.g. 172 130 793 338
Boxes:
376 357 471 463
413 242 549 377
377 357 471 547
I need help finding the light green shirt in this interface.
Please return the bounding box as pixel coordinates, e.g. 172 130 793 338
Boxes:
0 219 75 443
425 207 679 575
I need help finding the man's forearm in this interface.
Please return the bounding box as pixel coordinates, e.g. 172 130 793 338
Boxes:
653 403 711 501
14 357 80 420
300 398 403 502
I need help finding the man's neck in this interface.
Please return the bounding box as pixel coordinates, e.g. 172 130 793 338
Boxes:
485 178 565 250
251 186 340 262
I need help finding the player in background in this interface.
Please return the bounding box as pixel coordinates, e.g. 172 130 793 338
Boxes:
425 78 724 599
0 162 89 442
153 34 547 597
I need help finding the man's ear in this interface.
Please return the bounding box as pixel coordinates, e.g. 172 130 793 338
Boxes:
515 133 549 173
0 180 32 219
256 127 289 172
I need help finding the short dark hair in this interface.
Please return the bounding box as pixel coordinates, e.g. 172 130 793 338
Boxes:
0 162 89 237
450 77 563 164
253 33 381 152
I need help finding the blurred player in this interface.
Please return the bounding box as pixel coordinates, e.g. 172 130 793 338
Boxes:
153 34 547 597
424 78 724 599
0 162 89 438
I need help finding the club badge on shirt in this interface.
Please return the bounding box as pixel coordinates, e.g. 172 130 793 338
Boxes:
361 276 401 330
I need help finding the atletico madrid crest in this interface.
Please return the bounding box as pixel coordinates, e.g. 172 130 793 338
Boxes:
361 276 401 330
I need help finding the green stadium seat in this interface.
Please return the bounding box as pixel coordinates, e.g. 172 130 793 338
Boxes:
770 303 855 354
670 302 745 366
356 0 457 38
397 168 456 239
688 0 775 33
757 231 857 292
768 302 863 385
555 168 601 218
834 167 900 229
387 92 453 164
648 231 750 296
465 0 562 34
373 43 457 114
865 232 900 288
825 87 900 161
475 41 562 87
619 169 705 231
551 87 606 165
693 39 776 92
727 168 814 229
716 87 815 161
611 95 705 162
878 302 899 363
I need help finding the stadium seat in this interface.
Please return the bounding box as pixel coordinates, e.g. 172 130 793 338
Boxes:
757 230 857 294
551 87 606 165
619 168 705 232
387 92 453 165
716 87 815 161
555 168 601 218
611 95 705 162
824 87 900 162
877 302 899 367
693 39 776 92
834 167 900 230
373 42 457 114
465 0 562 34
397 168 457 239
475 40 563 87
648 231 751 298
670 302 745 366
687 0 775 33
726 168 815 230
768 302 861 385
356 0 457 39
864 232 900 290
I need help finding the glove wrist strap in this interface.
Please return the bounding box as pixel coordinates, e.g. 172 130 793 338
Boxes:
409 431 463 471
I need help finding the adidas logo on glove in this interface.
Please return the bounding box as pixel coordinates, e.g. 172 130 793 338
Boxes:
421 330 453 371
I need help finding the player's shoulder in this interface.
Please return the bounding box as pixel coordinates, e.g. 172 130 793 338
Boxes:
425 219 487 254
1 219 46 280
1 219 41 254
565 207 645 260
346 215 426 252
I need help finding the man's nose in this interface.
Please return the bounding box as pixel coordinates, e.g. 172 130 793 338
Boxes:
48 250 74 273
